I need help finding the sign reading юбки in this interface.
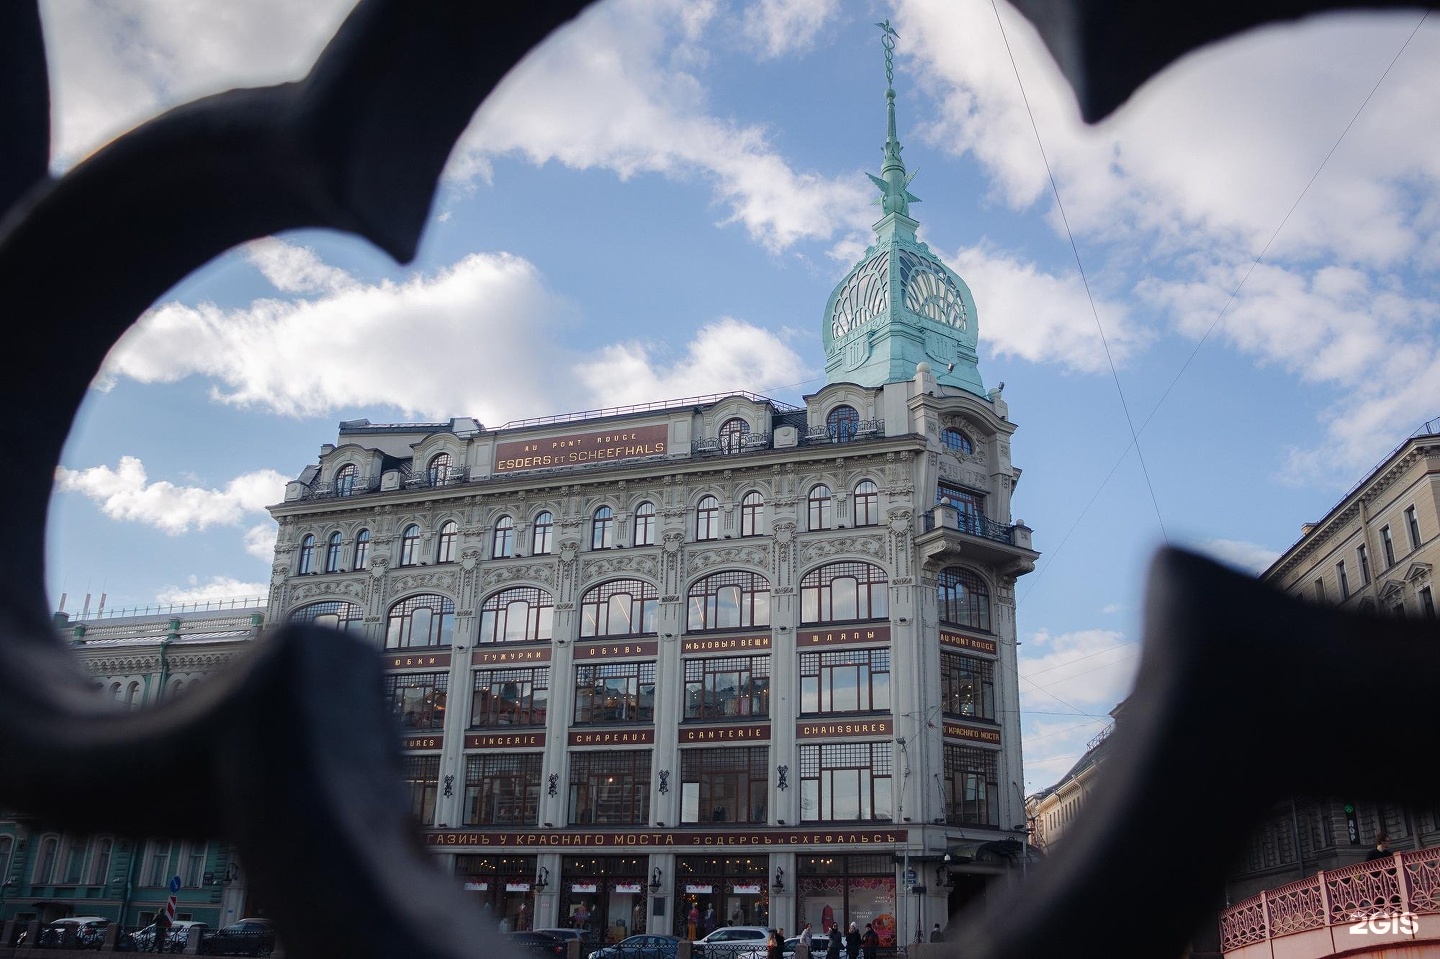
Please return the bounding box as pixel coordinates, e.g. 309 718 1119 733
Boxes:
494 425 668 473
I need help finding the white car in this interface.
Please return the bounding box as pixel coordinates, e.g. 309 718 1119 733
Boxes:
691 926 772 958
737 933 829 959
124 920 208 953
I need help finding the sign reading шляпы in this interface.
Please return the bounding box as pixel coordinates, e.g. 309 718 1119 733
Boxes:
494 424 668 473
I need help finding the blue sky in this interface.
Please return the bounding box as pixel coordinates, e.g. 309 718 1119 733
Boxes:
39 0 1440 791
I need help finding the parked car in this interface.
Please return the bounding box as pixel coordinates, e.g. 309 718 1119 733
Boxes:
504 930 570 958
691 926 771 958
199 917 275 956
121 920 209 952
38 916 109 950
590 933 683 959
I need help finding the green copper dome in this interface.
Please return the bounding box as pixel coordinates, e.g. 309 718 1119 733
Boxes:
822 22 983 396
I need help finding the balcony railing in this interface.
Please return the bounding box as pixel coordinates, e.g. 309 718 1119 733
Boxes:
922 505 1017 545
691 433 773 455
1220 845 1440 954
803 419 884 444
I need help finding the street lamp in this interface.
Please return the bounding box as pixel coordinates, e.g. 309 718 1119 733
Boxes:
771 868 784 894
648 868 662 894
534 867 550 893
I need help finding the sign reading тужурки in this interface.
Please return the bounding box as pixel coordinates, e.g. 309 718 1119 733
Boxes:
494 424 668 473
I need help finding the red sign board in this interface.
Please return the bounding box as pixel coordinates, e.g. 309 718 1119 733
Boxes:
495 424 669 474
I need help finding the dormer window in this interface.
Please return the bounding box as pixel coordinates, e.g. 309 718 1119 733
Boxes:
941 428 973 455
719 417 750 453
335 463 358 496
827 406 859 442
427 452 452 486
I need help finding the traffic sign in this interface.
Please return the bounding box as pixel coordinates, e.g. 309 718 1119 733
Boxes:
168 875 181 894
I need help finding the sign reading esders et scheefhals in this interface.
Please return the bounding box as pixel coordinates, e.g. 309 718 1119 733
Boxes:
494 425 668 473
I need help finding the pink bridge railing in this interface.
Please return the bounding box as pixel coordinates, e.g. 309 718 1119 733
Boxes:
1220 846 1440 953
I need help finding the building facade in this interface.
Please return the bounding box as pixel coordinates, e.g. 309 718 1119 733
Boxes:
0 603 264 940
264 47 1037 948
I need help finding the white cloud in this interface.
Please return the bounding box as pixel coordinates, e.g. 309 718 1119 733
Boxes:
741 0 841 59
40 0 358 165
100 249 584 422
1195 538 1282 575
953 245 1149 373
577 317 811 407
454 0 872 252
156 576 271 606
244 523 281 564
1018 627 1138 712
54 457 288 534
245 238 357 295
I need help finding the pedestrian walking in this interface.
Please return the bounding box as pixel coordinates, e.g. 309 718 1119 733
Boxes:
861 924 878 959
845 922 861 959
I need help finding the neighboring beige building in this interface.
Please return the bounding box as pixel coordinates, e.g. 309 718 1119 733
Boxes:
1024 703 1123 852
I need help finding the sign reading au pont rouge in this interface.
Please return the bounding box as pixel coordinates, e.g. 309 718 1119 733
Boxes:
495 424 669 474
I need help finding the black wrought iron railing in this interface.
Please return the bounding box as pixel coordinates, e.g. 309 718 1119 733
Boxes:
803 420 884 443
922 506 1016 545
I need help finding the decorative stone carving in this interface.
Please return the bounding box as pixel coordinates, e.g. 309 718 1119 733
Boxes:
800 534 885 563
687 544 771 575
482 563 556 589
582 555 660 581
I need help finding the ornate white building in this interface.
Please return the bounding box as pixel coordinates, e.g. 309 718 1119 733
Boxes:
266 36 1037 947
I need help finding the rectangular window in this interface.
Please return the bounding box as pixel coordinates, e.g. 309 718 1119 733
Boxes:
182 842 206 888
569 750 651 825
402 755 440 825
145 840 172 887
1358 544 1371 584
941 652 995 720
680 747 769 825
385 672 448 730
1421 586 1435 619
471 667 549 727
1313 577 1325 602
1406 506 1422 550
683 655 770 720
574 662 656 724
799 648 890 714
937 482 986 533
799 742 893 822
943 745 999 826
61 836 86 884
464 753 542 826
1337 561 1349 600
88 838 112 886
1382 526 1396 567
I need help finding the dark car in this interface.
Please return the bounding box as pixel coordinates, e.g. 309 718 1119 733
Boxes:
199 917 275 956
504 930 570 958
590 933 684 959
121 920 209 953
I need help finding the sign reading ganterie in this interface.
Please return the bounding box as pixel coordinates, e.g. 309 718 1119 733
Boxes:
495 424 669 474
798 625 891 647
939 631 997 656
679 723 770 743
426 828 909 848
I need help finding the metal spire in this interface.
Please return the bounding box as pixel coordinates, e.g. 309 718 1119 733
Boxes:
868 19 920 219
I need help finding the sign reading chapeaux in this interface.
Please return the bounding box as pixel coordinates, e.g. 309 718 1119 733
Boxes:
425 828 909 848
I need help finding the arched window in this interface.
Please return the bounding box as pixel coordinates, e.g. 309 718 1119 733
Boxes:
808 485 832 531
427 452 452 486
938 567 991 631
297 534 316 574
854 480 880 527
532 511 554 555
941 427 974 455
399 524 421 566
335 463 358 496
827 405 859 442
687 570 772 631
739 491 764 537
719 417 750 453
592 506 615 550
492 517 514 559
479 586 554 644
800 561 889 623
696 495 720 541
633 501 656 546
580 579 658 637
353 528 371 570
436 520 459 563
290 600 365 633
385 594 455 649
35 835 59 884
324 532 343 572
125 681 141 708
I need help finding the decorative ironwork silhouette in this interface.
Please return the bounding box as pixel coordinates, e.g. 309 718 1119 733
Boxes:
4 2 1439 959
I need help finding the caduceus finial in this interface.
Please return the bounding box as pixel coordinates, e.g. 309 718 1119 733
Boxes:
876 19 898 88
